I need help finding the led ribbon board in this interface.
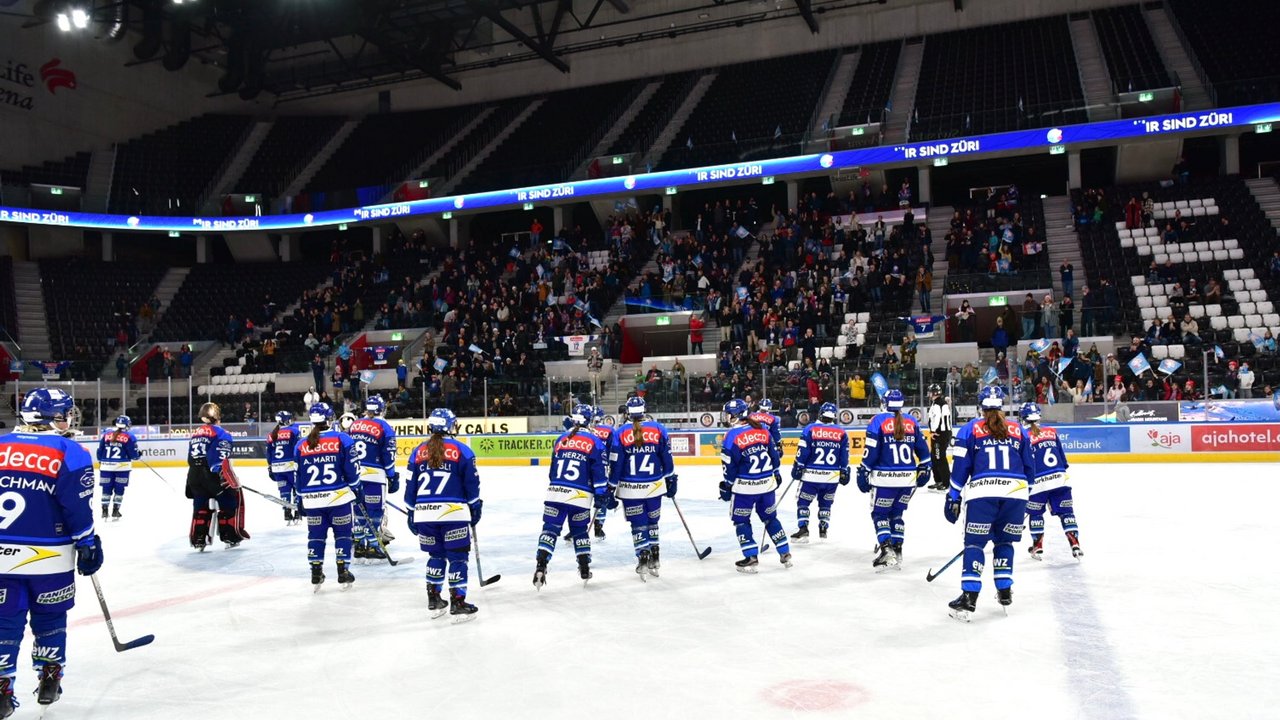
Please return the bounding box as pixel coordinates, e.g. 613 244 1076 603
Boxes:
2 103 1277 234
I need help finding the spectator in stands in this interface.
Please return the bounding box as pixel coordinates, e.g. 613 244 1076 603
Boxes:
1124 196 1142 230
1172 155 1189 185
670 359 685 397
1180 314 1201 345
1182 379 1200 401
1145 319 1163 346
1238 361 1255 399
242 402 257 423
915 267 932 313
990 316 1010 357
1020 293 1038 340
1041 295 1058 340
1262 330 1277 355
396 358 408 387
116 353 128 379
1270 251 1280 281
954 300 975 342
1204 278 1222 305
310 354 325 391
530 218 543 246
1140 192 1154 228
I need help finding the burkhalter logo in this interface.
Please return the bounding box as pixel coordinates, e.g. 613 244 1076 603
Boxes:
40 58 76 94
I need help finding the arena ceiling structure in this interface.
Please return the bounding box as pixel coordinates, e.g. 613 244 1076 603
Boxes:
12 0 888 102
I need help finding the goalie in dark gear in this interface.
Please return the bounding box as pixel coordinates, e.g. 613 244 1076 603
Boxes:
185 403 251 548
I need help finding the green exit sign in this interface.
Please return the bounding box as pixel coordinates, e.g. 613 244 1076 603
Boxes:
418 180 430 188
665 186 678 195
1258 123 1274 134
243 195 255 202
442 211 453 219
988 295 1008 307
851 126 865 136
655 316 671 326
390 332 404 341
612 156 625 165
50 187 63 195
523 202 534 210
1049 145 1066 155
762 176 775 185
338 223 348 231
168 231 180 238
1137 91 1154 102
933 157 948 167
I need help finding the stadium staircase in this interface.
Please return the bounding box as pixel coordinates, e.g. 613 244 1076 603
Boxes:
1144 4 1212 110
638 72 718 172
1244 177 1280 237
1068 14 1117 121
810 49 861 134
98 267 191 378
571 80 663 180
10 261 52 373
884 38 924 143
280 119 361 200
82 146 116 213
379 107 497 202
926 207 953 313
1044 197 1082 300
436 99 546 196
200 120 274 213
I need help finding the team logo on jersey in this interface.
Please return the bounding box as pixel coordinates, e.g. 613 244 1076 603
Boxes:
878 417 918 435
555 435 596 454
0 444 64 477
809 426 846 442
297 438 342 456
972 421 1022 440
413 443 461 464
349 419 384 438
590 426 612 441
1030 426 1058 441
12 546 62 571
618 427 662 447
733 428 772 449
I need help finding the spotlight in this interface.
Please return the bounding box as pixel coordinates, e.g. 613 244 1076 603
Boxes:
56 12 72 32
71 7 89 29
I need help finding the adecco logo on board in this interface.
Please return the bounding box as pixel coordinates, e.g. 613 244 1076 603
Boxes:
1191 424 1280 452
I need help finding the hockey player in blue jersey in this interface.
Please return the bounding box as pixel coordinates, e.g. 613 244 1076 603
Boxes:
587 406 614 540
1021 403 1084 560
789 402 850 543
186 403 249 550
266 411 302 525
348 395 399 562
749 398 783 455
944 386 1035 621
534 404 610 588
294 402 361 590
857 389 931 571
607 397 676 579
0 389 103 716
406 408 482 619
96 415 139 520
720 398 793 573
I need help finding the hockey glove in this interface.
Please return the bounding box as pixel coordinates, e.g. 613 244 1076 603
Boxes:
944 490 961 525
718 480 733 502
773 470 783 489
856 466 871 493
915 461 932 488
791 464 803 482
469 499 483 526
839 467 851 486
407 510 417 535
595 487 614 511
75 534 104 576
665 474 679 499
387 471 401 494
349 482 365 506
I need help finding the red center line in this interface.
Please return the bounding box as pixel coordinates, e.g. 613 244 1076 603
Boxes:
70 576 281 628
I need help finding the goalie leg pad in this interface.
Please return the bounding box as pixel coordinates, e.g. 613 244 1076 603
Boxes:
216 487 250 543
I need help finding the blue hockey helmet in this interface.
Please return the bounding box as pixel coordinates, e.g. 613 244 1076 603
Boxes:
562 416 575 431
758 398 774 412
723 398 749 421
570 403 593 427
20 388 74 426
114 415 132 429
427 408 458 435
593 406 606 421
275 410 294 425
308 402 335 424
365 394 387 416
979 385 1007 411
625 396 646 417
819 402 838 421
882 388 905 411
1021 402 1042 423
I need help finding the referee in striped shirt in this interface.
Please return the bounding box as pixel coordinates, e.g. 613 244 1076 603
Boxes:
926 385 952 491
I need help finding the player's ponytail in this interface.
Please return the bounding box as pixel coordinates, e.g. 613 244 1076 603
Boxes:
567 425 580 439
984 409 1008 441
892 409 905 442
631 417 646 447
306 420 328 450
427 432 445 469
269 421 283 444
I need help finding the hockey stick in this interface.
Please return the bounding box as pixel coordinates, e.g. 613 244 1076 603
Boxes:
470 527 502 587
90 575 155 652
925 550 964 582
241 484 296 510
351 498 407 567
669 498 712 559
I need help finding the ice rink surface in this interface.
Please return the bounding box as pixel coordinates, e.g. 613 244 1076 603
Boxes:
23 462 1279 719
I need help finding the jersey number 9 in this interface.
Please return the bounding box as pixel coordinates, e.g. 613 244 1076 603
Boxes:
0 492 28 530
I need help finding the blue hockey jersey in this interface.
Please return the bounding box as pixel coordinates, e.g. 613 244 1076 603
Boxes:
608 420 674 499
0 432 95 576
588 422 614 447
794 422 849 483
188 424 234 473
546 428 608 509
950 418 1034 500
860 412 931 487
347 416 397 479
96 429 140 472
721 422 781 496
405 437 480 523
748 410 782 450
1027 425 1071 494
293 430 360 510
266 424 302 473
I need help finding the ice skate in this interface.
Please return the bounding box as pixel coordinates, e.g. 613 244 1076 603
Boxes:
35 663 61 708
635 550 651 582
996 587 1013 610
790 527 809 544
647 545 660 577
891 541 904 569
112 503 122 520
310 563 325 592
364 542 388 563
101 506 109 520
1067 532 1083 559
735 556 759 574
353 542 370 564
948 591 978 622
428 586 448 618
450 590 478 623
593 521 606 541
873 542 898 572
1028 535 1044 561
578 555 593 586
283 507 292 524
337 561 355 590
0 676 16 719
533 551 550 590
818 527 828 540
779 552 793 569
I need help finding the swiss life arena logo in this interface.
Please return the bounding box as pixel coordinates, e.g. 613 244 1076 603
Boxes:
1 57 77 111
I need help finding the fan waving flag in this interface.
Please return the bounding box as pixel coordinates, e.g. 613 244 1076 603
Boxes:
1055 357 1071 377
1029 338 1050 354
870 372 889 399
981 366 999 385
901 314 947 338
1128 353 1152 376
1214 345 1225 362
1083 375 1093 397
1157 358 1183 375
